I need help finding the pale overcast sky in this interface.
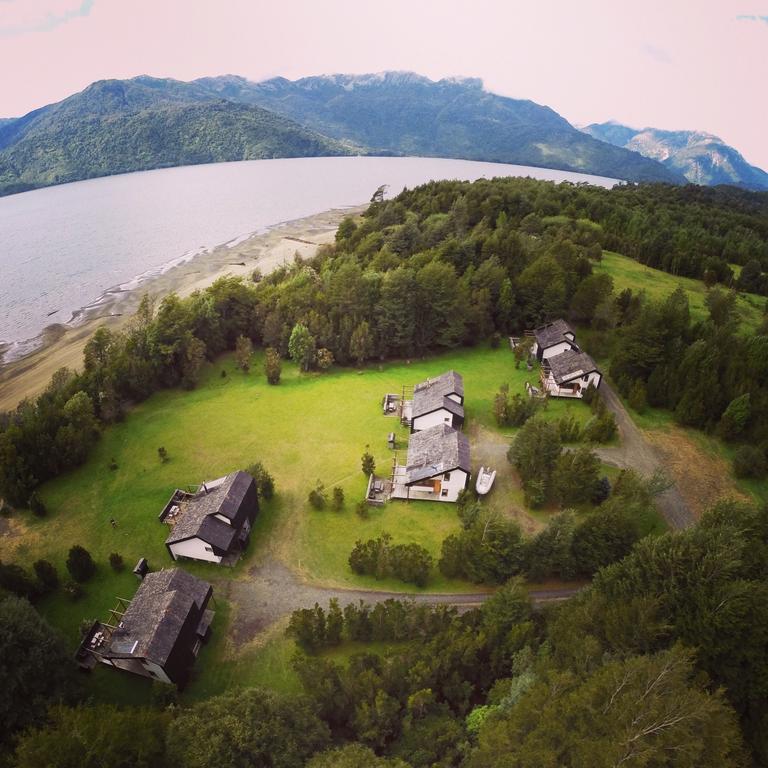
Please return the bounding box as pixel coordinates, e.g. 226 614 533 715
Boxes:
2 0 767 169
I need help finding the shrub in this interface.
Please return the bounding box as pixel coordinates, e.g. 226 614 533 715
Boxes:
591 476 611 505
628 380 647 413
331 486 344 511
551 446 601 506
158 446 169 463
718 394 751 441
308 481 327 510
349 533 433 586
235 335 253 373
27 492 47 518
316 348 335 370
508 393 539 427
557 414 582 443
247 461 276 500
66 545 96 582
492 384 510 426
361 446 376 475
0 561 39 600
33 559 59 592
356 500 370 520
583 410 617 443
108 457 118 471
733 445 767 479
508 417 562 486
264 348 282 385
582 382 599 406
109 552 125 572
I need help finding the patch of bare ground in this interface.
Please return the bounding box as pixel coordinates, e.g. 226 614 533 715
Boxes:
645 426 749 518
468 424 543 535
0 514 37 559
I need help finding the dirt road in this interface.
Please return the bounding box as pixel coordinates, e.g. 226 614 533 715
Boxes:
594 384 695 530
221 558 578 648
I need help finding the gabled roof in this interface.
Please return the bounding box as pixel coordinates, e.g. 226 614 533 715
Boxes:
405 424 471 484
548 349 600 384
107 569 211 665
166 471 255 550
534 319 577 350
412 370 464 420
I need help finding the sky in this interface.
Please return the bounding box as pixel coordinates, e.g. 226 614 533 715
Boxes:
1 0 767 169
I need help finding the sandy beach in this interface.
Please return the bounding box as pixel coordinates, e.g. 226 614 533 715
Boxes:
0 206 362 413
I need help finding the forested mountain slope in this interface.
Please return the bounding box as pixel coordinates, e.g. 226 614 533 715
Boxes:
0 78 355 196
195 72 684 184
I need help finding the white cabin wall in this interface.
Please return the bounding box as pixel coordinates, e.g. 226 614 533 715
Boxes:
412 409 456 432
439 469 468 501
541 341 576 360
169 537 223 564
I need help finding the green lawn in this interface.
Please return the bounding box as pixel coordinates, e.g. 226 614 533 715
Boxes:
2 344 608 704
595 251 765 331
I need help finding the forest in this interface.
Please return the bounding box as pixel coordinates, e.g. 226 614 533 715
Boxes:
1 497 765 766
3 176 768 505
2 176 768 765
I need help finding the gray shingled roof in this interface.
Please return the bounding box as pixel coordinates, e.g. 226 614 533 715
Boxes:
165 471 253 550
548 350 600 384
534 319 577 350
405 424 471 484
412 370 464 420
107 569 211 664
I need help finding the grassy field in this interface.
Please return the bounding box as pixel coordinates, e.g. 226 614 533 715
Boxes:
1 344 602 666
595 251 765 331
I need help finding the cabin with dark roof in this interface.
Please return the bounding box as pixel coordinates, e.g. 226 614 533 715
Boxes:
160 471 258 564
542 349 602 398
76 568 213 689
532 319 579 361
391 424 470 502
409 371 465 432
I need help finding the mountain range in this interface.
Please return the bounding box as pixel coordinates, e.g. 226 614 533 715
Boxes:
582 121 768 190
0 72 763 197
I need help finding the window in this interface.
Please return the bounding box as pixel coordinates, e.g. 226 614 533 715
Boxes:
444 472 451 481
441 489 449 497
204 546 213 553
444 416 451 423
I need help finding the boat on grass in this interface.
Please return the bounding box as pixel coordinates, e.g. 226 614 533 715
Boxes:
475 467 496 495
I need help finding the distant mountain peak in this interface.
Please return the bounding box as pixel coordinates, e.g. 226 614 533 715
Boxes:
582 121 768 190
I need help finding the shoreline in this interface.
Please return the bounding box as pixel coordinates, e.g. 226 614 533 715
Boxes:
0 205 363 413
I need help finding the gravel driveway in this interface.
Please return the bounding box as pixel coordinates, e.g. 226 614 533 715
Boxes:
219 558 577 648
593 383 694 530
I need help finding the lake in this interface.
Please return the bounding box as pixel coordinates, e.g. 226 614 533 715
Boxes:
0 156 618 360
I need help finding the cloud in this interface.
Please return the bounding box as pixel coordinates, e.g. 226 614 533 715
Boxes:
736 14 768 23
641 44 672 64
0 0 95 38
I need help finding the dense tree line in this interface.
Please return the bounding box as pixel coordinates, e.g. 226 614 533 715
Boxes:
4 498 767 765
608 285 768 473
349 534 433 586
439 468 651 584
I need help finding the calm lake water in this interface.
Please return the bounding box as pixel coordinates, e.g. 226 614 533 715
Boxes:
0 156 617 357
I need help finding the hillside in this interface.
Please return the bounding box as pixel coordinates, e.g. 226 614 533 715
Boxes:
583 121 768 190
194 72 684 184
0 78 355 196
0 73 683 197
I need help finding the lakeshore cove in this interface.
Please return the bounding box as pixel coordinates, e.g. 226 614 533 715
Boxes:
0 156 618 365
